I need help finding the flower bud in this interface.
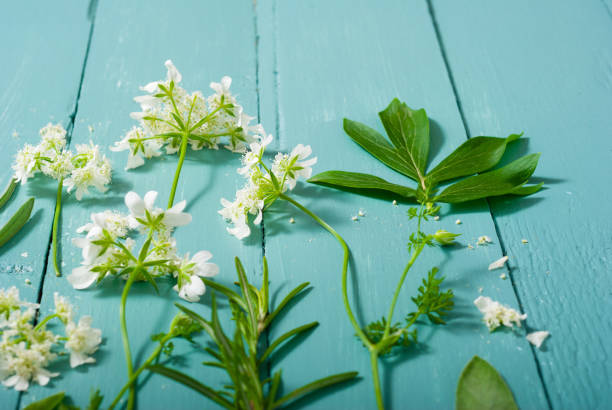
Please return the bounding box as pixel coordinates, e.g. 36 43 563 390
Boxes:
433 229 460 246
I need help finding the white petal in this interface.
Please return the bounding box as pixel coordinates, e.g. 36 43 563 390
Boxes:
163 211 192 227
143 191 158 210
191 250 212 264
168 199 186 214
165 59 182 83
67 266 97 289
488 256 508 270
526 331 550 349
125 191 144 216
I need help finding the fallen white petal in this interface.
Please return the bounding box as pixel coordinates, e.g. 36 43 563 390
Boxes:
526 331 550 349
488 256 509 271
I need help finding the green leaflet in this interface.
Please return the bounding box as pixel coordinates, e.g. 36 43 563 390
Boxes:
378 99 429 179
0 178 18 210
427 133 521 184
434 153 540 203
24 392 66 410
308 170 416 199
0 197 34 248
343 118 419 180
309 98 542 205
456 356 518 410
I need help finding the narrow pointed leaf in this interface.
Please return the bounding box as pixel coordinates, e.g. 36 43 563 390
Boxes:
259 321 318 364
343 118 420 180
0 197 34 248
0 178 17 210
272 372 358 408
234 257 257 332
24 392 65 410
456 356 518 410
427 134 522 183
308 171 416 199
434 153 540 203
509 182 544 196
148 365 233 409
265 282 310 327
378 99 429 178
175 303 214 337
202 278 248 311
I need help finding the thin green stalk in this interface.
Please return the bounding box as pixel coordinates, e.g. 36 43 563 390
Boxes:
167 134 189 208
34 314 59 331
120 271 137 410
279 193 371 348
52 178 63 277
109 333 172 410
370 350 384 410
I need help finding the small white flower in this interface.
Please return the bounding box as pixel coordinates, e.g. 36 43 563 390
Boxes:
474 296 527 331
39 123 67 151
53 292 73 323
209 76 232 98
526 331 550 349
63 142 112 200
41 150 73 179
111 127 162 170
488 256 509 271
238 134 273 175
477 236 492 246
65 316 102 368
272 144 317 190
173 251 219 302
0 287 23 317
67 265 99 290
1 342 58 391
124 191 192 229
12 144 39 184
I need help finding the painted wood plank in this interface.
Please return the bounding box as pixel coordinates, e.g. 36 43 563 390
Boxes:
20 0 262 408
431 0 612 408
0 1 92 407
257 0 548 408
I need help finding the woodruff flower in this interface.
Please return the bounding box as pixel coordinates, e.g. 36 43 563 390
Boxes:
0 288 101 391
219 134 317 239
69 190 218 302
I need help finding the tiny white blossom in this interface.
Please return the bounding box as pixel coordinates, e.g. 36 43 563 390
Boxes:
272 144 317 190
477 235 492 246
125 191 191 229
65 316 102 368
12 144 39 184
63 142 112 200
173 251 219 302
526 331 550 349
53 292 73 324
474 296 527 331
488 255 509 271
110 127 162 170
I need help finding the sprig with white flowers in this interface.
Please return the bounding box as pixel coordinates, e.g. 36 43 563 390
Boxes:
68 190 218 410
111 60 264 207
219 134 317 239
12 123 112 276
0 287 102 391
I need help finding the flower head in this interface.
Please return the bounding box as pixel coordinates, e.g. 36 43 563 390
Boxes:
53 292 74 324
65 316 102 368
474 296 526 331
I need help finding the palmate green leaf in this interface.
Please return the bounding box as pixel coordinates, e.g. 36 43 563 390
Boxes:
378 98 429 180
148 365 233 409
272 372 358 408
0 197 34 248
343 118 420 180
0 178 17 210
427 133 521 184
456 356 518 410
24 392 66 410
308 171 416 199
434 153 541 203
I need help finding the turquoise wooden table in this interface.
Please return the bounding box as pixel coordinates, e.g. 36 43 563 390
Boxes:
1 0 610 409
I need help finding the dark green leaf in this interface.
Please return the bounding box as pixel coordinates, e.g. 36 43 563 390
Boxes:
148 365 233 409
427 134 521 183
202 278 248 312
24 392 65 410
456 356 518 410
259 321 318 364
272 372 358 408
308 171 416 199
343 118 420 180
267 370 283 409
378 99 429 178
234 257 257 333
434 153 540 203
0 197 34 247
0 178 17 210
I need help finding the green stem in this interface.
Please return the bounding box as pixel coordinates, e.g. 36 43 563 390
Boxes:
52 178 63 277
167 134 189 208
279 193 371 348
370 350 384 410
109 333 173 410
120 271 137 410
382 244 425 338
34 314 60 331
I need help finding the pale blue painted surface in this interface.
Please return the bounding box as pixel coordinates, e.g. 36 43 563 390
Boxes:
0 0 609 409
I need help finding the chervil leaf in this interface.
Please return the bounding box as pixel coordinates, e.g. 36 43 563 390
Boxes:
456 356 518 410
434 153 540 203
408 267 454 325
308 171 416 199
343 118 420 180
427 133 521 183
378 99 429 182
0 197 34 248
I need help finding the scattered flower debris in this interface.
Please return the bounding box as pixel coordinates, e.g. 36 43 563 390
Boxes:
433 215 440 221
488 256 508 271
20 252 28 258
289 218 295 224
474 296 526 331
351 216 358 221
455 219 462 225
358 209 365 217
477 236 492 246
526 331 550 349
499 273 507 280
521 238 528 244
392 200 397 206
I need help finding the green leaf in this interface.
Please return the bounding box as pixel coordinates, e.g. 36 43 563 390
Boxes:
202 278 248 312
343 118 420 180
259 321 318 364
265 282 310 327
434 153 540 203
308 171 416 199
272 372 358 408
0 178 17 210
378 99 429 178
24 392 66 410
509 181 544 196
234 257 257 333
148 365 233 409
427 134 521 183
0 197 34 248
86 389 104 410
456 356 518 410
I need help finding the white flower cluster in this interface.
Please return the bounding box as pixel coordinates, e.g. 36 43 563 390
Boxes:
69 191 219 302
474 296 527 331
0 287 102 391
219 134 317 239
12 124 112 200
111 60 263 170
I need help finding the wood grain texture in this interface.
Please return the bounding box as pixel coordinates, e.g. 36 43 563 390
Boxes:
0 1 92 407
19 0 263 408
431 0 612 408
257 0 547 408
